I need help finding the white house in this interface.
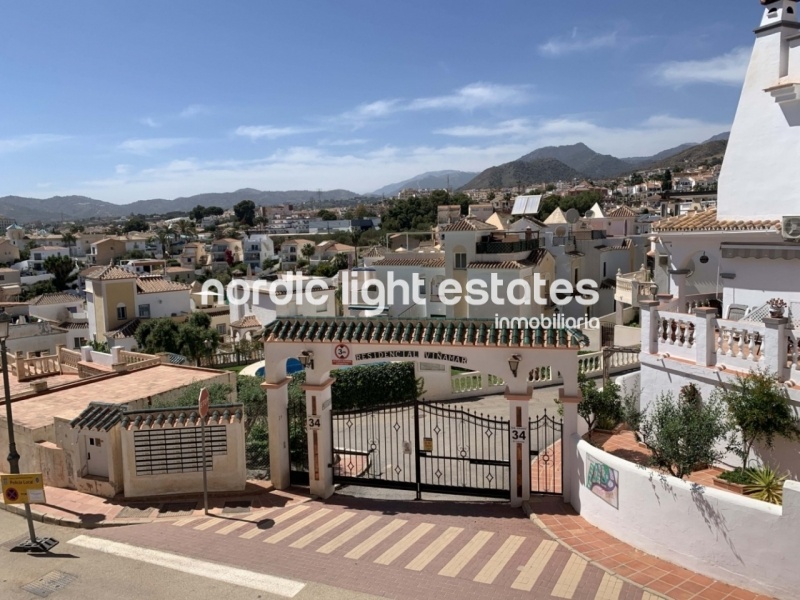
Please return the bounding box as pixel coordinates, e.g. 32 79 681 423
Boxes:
635 0 800 474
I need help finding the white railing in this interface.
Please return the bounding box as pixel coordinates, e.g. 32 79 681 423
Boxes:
715 319 764 370
118 350 160 371
656 311 696 360
58 347 81 373
450 372 505 394
681 293 719 315
17 354 60 381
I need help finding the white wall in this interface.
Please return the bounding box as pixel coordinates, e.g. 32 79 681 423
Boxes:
722 255 800 311
571 438 800 599
140 290 191 319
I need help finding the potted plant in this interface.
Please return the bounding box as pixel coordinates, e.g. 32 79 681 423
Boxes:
768 298 787 318
744 465 787 505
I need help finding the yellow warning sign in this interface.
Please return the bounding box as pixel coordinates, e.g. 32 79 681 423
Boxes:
1 473 46 505
422 437 433 453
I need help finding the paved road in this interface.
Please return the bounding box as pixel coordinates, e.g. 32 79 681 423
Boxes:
57 494 649 600
0 509 375 600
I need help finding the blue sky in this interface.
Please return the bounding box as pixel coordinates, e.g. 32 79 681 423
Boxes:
0 1 760 203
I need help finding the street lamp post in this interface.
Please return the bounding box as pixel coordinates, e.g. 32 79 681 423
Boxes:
0 312 57 552
0 313 20 475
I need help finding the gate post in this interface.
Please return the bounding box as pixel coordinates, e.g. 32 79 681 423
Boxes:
302 378 335 499
506 392 531 508
262 378 291 490
559 360 582 505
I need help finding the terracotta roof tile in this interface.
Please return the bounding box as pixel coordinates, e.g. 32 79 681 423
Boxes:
136 276 191 294
107 318 141 339
56 320 89 330
606 206 637 218
371 257 446 268
81 265 137 280
361 246 389 258
440 218 497 232
29 292 83 306
652 208 781 232
230 314 261 329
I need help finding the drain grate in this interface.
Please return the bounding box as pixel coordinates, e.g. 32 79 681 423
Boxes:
22 571 77 598
222 500 252 514
117 504 158 519
158 501 197 517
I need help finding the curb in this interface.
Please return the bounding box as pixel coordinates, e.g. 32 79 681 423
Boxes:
522 501 668 600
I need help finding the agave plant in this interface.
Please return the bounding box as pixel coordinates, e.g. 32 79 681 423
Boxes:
744 466 787 505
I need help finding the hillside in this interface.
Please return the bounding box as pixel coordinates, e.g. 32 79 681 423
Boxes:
518 143 631 179
642 140 728 171
461 158 584 190
372 170 477 197
0 188 363 224
622 143 697 166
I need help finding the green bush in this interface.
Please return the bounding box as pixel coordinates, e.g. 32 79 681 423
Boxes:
744 465 786 505
331 362 421 410
640 389 729 479
718 467 753 485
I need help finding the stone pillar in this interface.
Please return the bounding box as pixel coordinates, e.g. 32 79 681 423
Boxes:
667 269 689 309
615 298 624 326
261 378 291 490
763 317 789 380
302 378 335 500
694 307 718 367
639 300 660 355
111 345 122 364
506 391 530 508
559 358 581 504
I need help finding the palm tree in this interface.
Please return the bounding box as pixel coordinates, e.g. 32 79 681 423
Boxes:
61 231 76 257
301 243 315 261
152 227 171 258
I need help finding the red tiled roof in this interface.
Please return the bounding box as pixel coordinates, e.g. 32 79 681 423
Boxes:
468 248 550 270
29 292 83 306
81 265 137 280
136 276 191 294
606 206 637 218
440 218 496 232
371 257 446 268
230 315 261 329
652 208 781 232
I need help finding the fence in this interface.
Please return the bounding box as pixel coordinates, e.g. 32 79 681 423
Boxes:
118 350 161 371
199 348 265 369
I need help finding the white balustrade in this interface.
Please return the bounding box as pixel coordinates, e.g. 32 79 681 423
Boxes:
655 311 696 360
715 319 765 370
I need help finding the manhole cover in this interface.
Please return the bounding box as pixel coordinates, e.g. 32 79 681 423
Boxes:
222 501 251 514
22 571 77 598
158 502 197 517
117 504 158 519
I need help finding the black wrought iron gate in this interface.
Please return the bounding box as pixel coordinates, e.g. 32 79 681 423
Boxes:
288 398 309 485
529 410 563 495
331 400 511 498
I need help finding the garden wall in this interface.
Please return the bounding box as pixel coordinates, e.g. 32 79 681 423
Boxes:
570 437 800 599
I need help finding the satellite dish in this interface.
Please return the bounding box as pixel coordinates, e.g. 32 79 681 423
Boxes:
565 208 580 224
585 209 594 218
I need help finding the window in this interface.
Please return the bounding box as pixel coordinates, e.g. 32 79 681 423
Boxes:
138 304 151 318
216 324 226 335
0 275 4 281
73 337 85 350
454 253 467 270
117 306 127 320
33 253 42 261
603 262 607 277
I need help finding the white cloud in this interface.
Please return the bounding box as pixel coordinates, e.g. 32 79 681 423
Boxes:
139 117 160 128
317 138 369 146
435 118 534 138
0 134 69 153
407 83 530 111
179 104 211 118
117 137 192 155
654 47 750 87
539 29 618 56
234 125 320 140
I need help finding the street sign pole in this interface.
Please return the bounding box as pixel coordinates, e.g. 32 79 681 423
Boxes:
1 473 58 552
199 387 210 516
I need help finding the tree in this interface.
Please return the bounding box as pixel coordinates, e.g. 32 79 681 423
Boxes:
190 205 206 222
573 375 623 440
178 323 220 366
262 258 279 271
716 369 800 467
61 231 76 257
233 200 256 226
124 214 149 233
316 209 338 221
224 248 234 266
152 227 171 258
639 389 729 479
301 243 315 260
43 255 76 290
135 318 181 354
661 169 673 192
20 279 56 301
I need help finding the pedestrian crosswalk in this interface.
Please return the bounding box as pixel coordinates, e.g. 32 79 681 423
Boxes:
173 504 640 599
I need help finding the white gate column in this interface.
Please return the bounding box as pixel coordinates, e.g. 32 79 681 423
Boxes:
559 359 582 505
262 378 291 490
506 392 531 508
302 378 335 499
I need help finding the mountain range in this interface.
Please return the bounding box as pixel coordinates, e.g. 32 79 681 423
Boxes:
460 133 729 191
0 188 362 224
371 170 478 197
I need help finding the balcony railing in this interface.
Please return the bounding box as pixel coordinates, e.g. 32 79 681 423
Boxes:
475 238 539 255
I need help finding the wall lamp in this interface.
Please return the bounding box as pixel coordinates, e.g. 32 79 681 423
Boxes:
699 252 709 264
299 350 315 370
508 354 522 378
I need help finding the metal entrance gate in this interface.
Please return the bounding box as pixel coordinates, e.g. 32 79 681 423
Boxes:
529 410 563 495
332 400 511 498
288 399 309 485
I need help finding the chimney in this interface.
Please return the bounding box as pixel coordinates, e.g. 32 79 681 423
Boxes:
525 226 532 242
